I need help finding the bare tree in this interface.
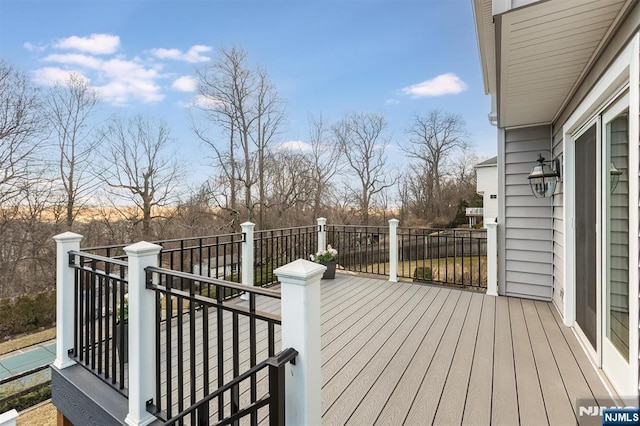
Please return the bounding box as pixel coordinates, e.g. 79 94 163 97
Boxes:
98 115 184 240
252 67 285 228
307 113 341 219
193 46 284 229
261 150 314 226
333 112 395 225
46 73 100 229
402 110 469 220
0 60 46 205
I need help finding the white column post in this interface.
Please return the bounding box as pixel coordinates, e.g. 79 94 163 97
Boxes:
124 241 162 426
0 409 18 426
485 219 498 297
241 222 255 301
53 232 83 370
317 217 327 254
273 259 324 426
388 219 399 283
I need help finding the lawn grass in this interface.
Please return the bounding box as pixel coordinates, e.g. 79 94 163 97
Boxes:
0 328 56 356
17 399 56 425
362 255 488 287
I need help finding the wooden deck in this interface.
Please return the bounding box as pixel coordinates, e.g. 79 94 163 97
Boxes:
310 273 609 424
159 272 612 425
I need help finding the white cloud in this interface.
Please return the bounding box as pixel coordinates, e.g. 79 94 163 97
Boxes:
96 58 164 104
39 53 164 104
278 140 313 152
53 34 120 55
385 98 400 105
401 73 467 98
32 67 87 86
151 45 212 63
172 76 198 92
179 94 224 109
30 35 215 106
24 41 47 52
44 53 102 69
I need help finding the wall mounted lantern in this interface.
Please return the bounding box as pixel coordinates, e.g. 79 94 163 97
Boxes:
527 154 561 198
610 162 623 193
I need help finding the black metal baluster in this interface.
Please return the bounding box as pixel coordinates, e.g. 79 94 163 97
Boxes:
216 285 224 421
231 312 240 426
249 293 257 425
166 277 173 419
177 294 184 417
190 279 196 408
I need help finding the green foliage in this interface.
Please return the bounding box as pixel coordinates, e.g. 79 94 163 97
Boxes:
413 267 433 282
0 383 51 413
0 291 56 340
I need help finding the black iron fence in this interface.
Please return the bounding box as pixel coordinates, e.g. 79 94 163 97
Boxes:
159 348 297 426
84 227 317 292
67 251 129 395
254 225 318 286
397 228 487 289
84 233 244 287
326 225 391 276
326 225 487 289
145 267 284 424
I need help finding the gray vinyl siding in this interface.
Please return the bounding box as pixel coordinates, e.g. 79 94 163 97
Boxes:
608 116 629 356
503 125 554 301
552 133 564 315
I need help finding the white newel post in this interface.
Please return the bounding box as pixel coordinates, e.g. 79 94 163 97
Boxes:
317 217 327 254
241 222 255 301
0 409 18 426
274 259 324 426
53 232 83 370
124 241 162 426
388 219 399 283
485 219 498 297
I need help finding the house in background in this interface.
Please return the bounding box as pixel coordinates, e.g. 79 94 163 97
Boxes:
475 156 498 226
473 0 639 401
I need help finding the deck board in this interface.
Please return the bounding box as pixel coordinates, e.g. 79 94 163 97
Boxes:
322 286 438 425
522 299 576 425
491 296 519 425
431 292 484 425
145 273 613 425
461 294 495 426
374 288 462 424
404 291 473 425
509 297 546 425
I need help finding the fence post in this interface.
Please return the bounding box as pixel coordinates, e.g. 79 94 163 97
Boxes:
0 409 18 426
388 219 399 283
317 217 327 254
241 222 255 301
124 241 162 426
53 232 83 370
485 219 498 297
274 259 324 426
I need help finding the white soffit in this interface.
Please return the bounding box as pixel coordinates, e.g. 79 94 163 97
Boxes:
498 0 628 128
474 0 497 95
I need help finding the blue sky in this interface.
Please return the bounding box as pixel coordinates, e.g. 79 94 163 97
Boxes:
0 0 496 178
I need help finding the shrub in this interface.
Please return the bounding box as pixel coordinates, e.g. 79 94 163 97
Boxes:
0 291 56 340
413 267 433 283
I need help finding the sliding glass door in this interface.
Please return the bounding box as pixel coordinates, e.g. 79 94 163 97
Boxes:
602 94 632 395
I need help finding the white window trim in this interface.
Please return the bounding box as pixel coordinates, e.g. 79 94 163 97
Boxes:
562 32 639 394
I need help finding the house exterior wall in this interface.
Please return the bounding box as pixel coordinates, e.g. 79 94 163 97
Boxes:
552 133 564 315
550 3 640 322
502 125 554 300
476 164 498 222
